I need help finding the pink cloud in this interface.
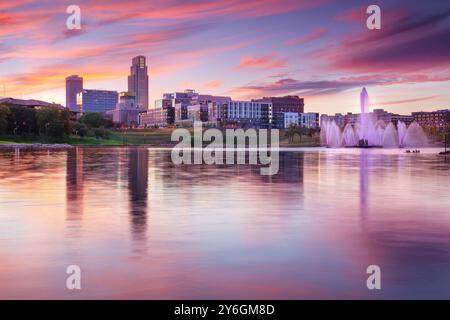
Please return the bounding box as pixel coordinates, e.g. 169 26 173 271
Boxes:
377 96 438 106
238 55 287 70
204 80 224 89
88 0 331 22
335 5 366 22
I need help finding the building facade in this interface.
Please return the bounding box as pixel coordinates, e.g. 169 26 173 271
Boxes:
111 92 146 126
321 109 414 128
253 96 304 114
273 112 299 129
139 99 175 127
128 56 149 109
65 75 83 112
77 89 118 114
412 109 450 132
217 100 272 128
300 112 319 128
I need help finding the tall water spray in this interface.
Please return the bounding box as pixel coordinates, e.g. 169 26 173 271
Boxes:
360 87 370 141
321 88 429 148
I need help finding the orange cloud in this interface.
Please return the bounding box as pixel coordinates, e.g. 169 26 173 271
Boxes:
5 65 124 97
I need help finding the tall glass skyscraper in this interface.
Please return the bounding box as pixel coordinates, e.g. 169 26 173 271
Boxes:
65 75 83 111
128 56 149 109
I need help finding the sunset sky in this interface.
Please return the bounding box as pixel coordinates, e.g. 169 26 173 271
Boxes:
1 0 449 115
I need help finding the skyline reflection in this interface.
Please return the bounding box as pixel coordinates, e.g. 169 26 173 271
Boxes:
0 147 449 299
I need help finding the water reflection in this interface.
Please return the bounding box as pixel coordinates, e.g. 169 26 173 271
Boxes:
359 150 368 226
66 148 84 218
0 147 449 299
128 148 148 242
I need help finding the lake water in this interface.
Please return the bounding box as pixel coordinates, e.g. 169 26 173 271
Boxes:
0 147 449 299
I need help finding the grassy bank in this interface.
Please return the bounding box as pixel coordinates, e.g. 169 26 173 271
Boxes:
0 129 320 147
0 129 176 146
279 133 320 147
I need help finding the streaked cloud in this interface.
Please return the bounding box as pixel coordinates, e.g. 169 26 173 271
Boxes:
204 80 225 89
286 28 327 46
0 0 449 113
238 55 287 70
236 74 450 98
319 8 450 73
377 96 438 106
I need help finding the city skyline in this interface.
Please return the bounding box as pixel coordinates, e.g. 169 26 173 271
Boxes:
1 0 449 115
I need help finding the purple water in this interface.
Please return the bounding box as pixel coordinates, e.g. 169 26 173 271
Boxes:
0 147 449 299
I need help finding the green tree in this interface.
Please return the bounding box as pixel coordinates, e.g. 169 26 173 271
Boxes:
60 108 72 135
36 107 65 139
93 126 110 139
286 123 299 144
79 112 106 128
72 122 88 137
7 106 37 136
0 106 11 134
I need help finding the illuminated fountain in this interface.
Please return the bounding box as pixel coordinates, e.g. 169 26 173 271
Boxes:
321 88 428 148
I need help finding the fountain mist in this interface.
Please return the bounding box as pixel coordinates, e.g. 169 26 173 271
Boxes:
321 88 428 148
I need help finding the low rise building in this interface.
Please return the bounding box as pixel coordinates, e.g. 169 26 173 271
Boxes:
111 92 146 126
253 96 304 114
140 99 174 127
273 112 299 129
217 100 272 128
412 109 449 132
300 112 319 128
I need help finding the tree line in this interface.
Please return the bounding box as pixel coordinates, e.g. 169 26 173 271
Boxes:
285 123 319 144
0 105 112 141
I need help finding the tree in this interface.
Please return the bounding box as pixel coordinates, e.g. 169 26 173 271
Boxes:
36 107 65 139
295 125 308 143
0 106 10 134
79 112 106 128
7 105 37 135
72 122 88 137
93 127 110 139
286 123 299 144
60 108 72 135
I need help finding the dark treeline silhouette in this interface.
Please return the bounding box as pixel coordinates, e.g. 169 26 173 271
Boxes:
0 105 71 139
0 104 113 141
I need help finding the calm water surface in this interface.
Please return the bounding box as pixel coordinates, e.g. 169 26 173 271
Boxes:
0 147 449 299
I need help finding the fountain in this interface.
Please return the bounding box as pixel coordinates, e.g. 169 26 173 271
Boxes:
321 88 429 148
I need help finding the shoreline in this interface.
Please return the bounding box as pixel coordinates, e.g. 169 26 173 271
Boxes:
0 143 74 150
0 143 445 151
0 143 321 150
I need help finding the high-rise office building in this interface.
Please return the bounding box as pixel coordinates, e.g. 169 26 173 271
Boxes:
128 56 149 109
66 75 83 111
